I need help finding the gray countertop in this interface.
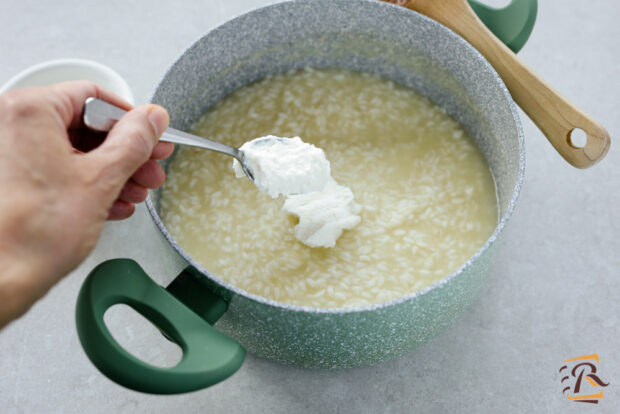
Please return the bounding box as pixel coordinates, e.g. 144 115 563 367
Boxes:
0 1 618 413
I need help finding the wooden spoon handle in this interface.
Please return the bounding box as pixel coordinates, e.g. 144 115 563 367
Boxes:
398 0 610 168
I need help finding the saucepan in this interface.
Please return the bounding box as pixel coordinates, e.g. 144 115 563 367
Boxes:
75 0 599 394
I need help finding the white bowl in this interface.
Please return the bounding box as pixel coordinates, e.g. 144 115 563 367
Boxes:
0 58 134 104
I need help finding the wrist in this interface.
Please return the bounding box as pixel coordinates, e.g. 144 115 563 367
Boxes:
0 247 45 329
0 209 53 329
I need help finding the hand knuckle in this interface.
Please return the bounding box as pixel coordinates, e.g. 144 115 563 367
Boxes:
77 80 98 91
0 91 42 121
80 159 122 197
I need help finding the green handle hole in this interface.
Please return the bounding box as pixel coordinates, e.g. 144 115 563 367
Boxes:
104 304 183 368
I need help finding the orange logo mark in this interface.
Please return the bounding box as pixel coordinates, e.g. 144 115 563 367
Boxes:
560 354 609 404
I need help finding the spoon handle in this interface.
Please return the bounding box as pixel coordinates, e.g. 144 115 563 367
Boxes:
396 0 610 168
82 97 243 161
160 128 243 161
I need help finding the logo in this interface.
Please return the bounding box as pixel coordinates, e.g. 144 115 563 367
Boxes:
560 354 610 404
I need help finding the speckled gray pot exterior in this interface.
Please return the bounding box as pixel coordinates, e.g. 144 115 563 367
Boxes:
147 0 524 369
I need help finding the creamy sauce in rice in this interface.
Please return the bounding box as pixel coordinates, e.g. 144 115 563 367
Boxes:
160 68 498 308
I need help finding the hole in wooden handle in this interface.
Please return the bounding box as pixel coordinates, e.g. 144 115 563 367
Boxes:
559 124 611 169
567 128 587 149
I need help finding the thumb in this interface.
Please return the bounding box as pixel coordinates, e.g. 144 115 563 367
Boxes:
85 104 169 199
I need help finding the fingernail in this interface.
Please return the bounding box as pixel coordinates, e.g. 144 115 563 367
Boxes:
147 105 169 136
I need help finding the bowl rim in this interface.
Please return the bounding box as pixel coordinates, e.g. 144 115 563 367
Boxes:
146 0 525 315
0 57 134 104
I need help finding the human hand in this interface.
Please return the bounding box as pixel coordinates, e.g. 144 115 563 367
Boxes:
0 81 172 328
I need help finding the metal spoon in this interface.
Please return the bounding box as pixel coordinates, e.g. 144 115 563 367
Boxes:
82 97 254 180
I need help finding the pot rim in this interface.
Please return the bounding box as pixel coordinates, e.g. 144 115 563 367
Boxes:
146 0 525 316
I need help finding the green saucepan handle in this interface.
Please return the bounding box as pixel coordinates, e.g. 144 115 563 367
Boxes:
468 0 538 53
75 258 245 394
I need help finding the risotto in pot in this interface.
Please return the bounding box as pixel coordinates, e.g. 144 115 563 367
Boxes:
159 68 498 308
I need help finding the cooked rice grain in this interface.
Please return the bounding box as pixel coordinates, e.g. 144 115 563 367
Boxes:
160 68 497 308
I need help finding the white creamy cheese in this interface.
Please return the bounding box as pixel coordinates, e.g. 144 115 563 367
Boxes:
283 178 362 248
232 136 331 198
233 135 362 248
